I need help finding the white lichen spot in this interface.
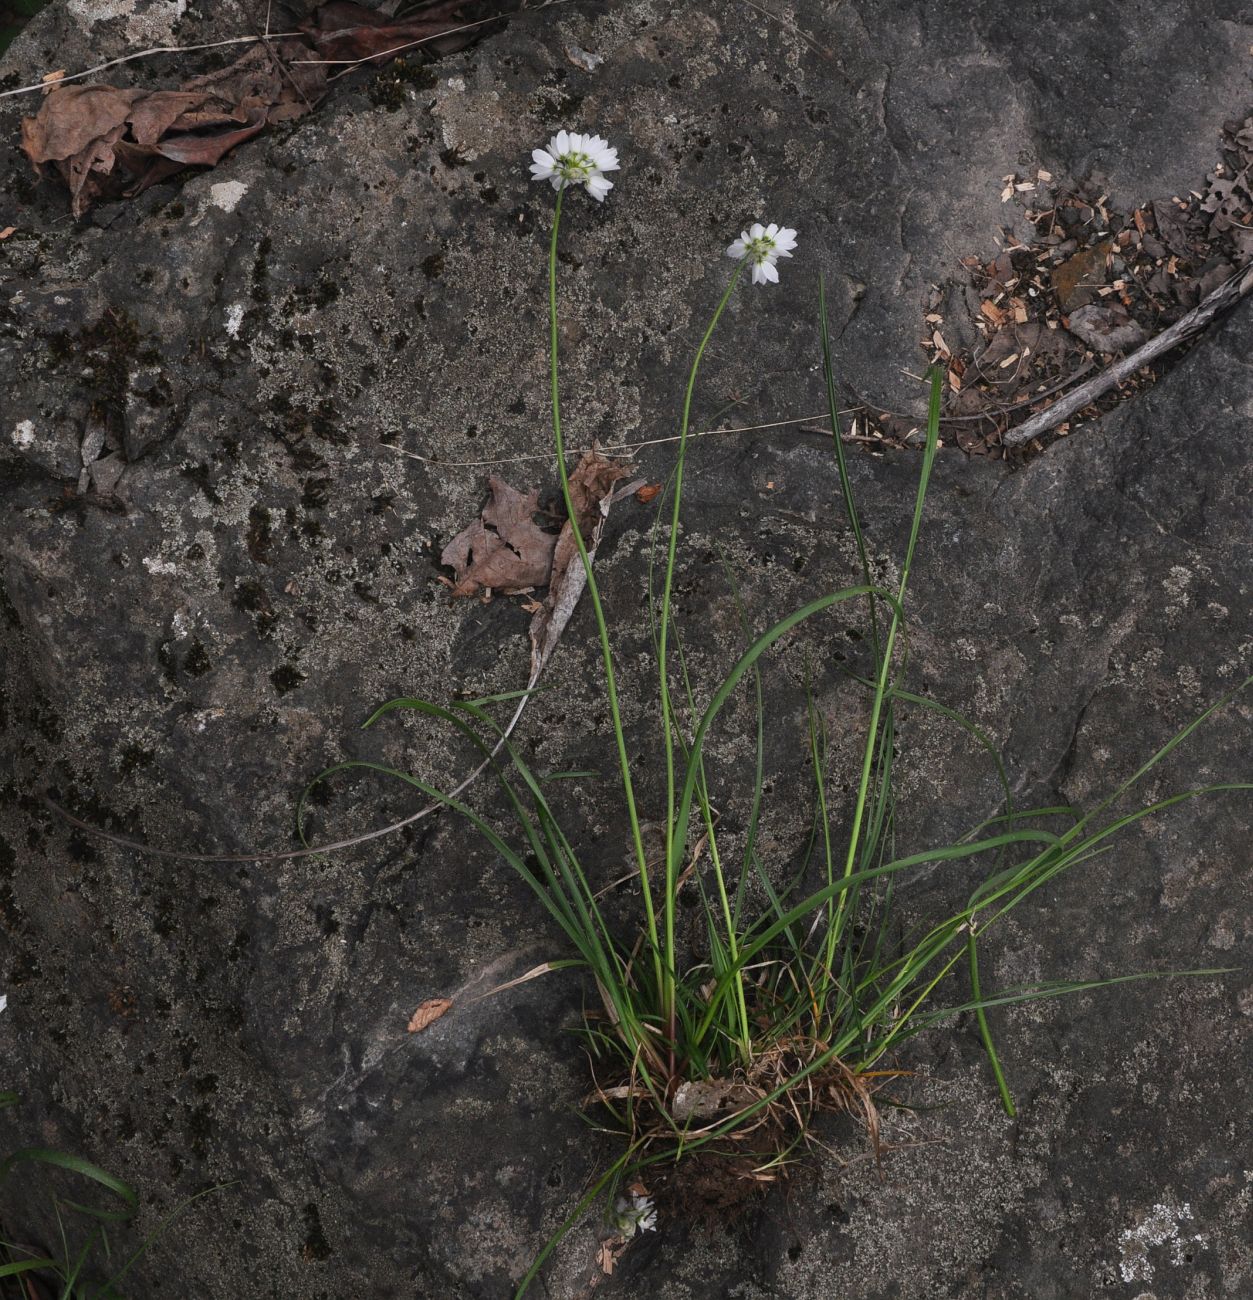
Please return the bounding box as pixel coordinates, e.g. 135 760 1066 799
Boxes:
142 556 179 576
1161 565 1193 604
224 303 245 338
445 76 466 91
171 609 192 638
1117 1201 1207 1283
208 180 248 213
67 0 188 45
564 43 603 71
11 419 35 450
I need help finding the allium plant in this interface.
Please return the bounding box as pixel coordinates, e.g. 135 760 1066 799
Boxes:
311 131 1250 1295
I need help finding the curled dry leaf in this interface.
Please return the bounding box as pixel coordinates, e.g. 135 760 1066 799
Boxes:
407 997 453 1034
302 0 471 64
440 476 556 598
670 1077 765 1123
440 451 634 604
1065 303 1148 354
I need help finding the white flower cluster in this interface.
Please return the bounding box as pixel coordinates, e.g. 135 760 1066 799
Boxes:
611 1192 657 1237
530 130 619 202
725 221 798 285
530 130 797 285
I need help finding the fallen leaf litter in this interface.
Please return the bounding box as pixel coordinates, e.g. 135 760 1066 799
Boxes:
857 118 1253 455
17 0 502 217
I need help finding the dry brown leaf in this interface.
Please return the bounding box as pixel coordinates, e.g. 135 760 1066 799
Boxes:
1051 239 1111 311
566 450 632 537
21 85 143 164
635 482 662 504
407 997 453 1033
126 91 227 147
0 227 15 240
670 1078 765 1122
1066 303 1148 354
440 477 557 598
302 0 468 63
154 112 267 166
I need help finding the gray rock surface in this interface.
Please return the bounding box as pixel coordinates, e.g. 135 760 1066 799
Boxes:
1 1 1250 1297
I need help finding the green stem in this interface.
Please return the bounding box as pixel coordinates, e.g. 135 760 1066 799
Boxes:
969 931 1016 1116
547 188 662 990
657 264 743 1053
828 373 941 971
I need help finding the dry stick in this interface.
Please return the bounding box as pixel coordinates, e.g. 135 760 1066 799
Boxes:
1001 263 1253 447
382 374 1101 474
0 34 303 98
807 362 1098 438
44 478 642 865
0 1 564 98
379 412 847 470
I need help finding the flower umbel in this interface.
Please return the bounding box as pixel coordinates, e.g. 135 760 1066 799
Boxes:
611 1193 657 1238
726 221 798 285
530 130 620 201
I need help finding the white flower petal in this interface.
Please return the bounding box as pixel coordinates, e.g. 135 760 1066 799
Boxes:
774 227 798 251
726 239 747 259
749 222 765 239
585 174 613 201
759 259 779 283
555 129 570 155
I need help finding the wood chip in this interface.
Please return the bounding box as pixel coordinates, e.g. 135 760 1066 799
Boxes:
407 997 453 1033
0 227 15 241
980 300 1006 326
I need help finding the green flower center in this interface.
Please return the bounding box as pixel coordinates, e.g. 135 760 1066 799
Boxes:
556 151 595 182
745 235 776 264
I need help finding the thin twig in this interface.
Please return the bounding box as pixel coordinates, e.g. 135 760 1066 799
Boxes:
1002 263 1253 446
380 412 856 470
0 35 302 99
740 0 836 61
42 480 641 865
824 362 1098 434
